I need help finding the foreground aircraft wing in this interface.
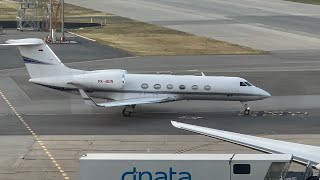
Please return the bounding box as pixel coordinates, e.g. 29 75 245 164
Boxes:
79 89 174 107
171 121 320 169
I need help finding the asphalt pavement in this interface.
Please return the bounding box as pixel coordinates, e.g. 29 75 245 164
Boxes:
66 0 320 51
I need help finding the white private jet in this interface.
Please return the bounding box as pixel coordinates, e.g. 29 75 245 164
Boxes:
172 121 320 179
2 38 271 116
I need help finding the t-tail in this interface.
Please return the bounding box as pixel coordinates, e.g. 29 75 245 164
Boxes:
2 38 83 79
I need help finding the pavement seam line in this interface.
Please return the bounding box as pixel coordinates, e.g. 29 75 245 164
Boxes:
0 91 71 180
66 31 96 42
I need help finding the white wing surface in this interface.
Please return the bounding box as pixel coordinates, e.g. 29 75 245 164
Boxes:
171 121 320 169
79 89 174 107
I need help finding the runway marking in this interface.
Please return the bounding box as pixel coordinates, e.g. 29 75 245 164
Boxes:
178 116 203 120
66 31 96 42
0 91 70 180
237 111 309 117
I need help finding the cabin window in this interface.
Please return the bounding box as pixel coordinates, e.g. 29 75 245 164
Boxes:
233 164 251 174
191 85 198 90
204 85 211 90
240 82 247 86
141 83 149 89
167 84 173 89
154 84 161 89
179 85 186 90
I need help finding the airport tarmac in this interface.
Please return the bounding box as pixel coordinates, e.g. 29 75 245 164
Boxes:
66 0 320 51
1 29 320 179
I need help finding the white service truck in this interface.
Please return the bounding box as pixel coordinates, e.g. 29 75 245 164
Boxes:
79 153 292 180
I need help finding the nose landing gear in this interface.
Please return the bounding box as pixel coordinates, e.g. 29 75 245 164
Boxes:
241 102 251 115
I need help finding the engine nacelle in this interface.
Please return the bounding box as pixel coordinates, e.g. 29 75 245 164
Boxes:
70 70 126 90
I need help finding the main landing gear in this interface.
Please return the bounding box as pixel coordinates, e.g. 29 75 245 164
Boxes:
241 102 251 115
122 105 136 117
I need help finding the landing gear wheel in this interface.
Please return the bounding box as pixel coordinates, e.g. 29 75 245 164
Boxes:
244 108 251 115
241 101 251 116
122 105 136 117
122 109 132 117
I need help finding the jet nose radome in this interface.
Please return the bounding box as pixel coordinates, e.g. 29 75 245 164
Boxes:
258 88 271 99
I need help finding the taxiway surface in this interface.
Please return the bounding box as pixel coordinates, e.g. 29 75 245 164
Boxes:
66 0 320 51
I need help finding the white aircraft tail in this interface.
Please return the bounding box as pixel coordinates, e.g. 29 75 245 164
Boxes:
3 38 73 78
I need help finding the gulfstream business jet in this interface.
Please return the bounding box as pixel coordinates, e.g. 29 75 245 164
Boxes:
2 38 271 116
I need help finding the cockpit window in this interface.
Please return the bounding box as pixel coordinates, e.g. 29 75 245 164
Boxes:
245 82 253 86
240 82 247 86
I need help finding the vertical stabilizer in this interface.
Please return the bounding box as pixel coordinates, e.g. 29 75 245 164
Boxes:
3 38 73 78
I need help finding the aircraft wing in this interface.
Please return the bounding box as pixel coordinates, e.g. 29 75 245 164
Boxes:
79 89 174 107
171 121 320 169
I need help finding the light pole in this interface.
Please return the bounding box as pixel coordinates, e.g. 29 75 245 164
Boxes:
61 0 64 41
49 0 53 40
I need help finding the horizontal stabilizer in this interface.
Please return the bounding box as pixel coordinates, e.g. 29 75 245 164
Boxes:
79 89 174 107
171 121 320 169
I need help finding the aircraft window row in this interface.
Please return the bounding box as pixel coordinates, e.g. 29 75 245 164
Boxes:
141 83 212 90
240 82 253 87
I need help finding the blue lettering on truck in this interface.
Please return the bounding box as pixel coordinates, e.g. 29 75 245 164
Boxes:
122 167 191 180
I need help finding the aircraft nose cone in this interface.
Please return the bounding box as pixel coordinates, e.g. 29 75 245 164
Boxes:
260 89 271 99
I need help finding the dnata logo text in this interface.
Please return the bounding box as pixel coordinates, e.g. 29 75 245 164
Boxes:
122 167 191 180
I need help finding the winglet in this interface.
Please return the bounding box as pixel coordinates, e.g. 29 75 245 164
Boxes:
79 89 97 106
